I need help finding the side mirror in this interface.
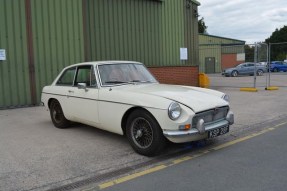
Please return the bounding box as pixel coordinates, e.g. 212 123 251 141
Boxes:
77 83 88 91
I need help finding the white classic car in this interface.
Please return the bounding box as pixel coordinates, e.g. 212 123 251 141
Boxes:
41 61 234 156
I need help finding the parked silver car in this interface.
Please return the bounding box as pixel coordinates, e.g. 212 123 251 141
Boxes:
222 62 267 77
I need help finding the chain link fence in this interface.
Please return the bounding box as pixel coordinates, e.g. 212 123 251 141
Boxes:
266 42 287 88
200 42 287 89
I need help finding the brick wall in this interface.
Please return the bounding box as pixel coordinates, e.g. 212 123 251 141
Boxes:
222 54 244 70
148 66 199 86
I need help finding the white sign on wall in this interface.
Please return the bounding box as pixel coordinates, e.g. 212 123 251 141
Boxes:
237 53 245 61
180 48 188 60
0 49 6 60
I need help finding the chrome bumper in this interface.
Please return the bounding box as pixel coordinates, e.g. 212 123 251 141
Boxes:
163 111 234 143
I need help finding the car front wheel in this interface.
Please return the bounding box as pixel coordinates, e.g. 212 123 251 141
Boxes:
126 109 166 156
49 99 70 129
231 71 238 77
257 70 264 76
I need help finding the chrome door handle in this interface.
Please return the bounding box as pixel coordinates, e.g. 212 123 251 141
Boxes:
68 90 74 93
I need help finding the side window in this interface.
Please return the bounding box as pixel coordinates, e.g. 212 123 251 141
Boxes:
75 66 98 88
56 67 76 86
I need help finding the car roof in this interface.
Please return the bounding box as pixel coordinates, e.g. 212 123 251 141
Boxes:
66 61 142 68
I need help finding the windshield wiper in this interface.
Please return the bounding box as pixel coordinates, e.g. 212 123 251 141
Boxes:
105 81 128 84
129 80 152 83
104 80 152 85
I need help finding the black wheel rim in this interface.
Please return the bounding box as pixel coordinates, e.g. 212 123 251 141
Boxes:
52 103 63 124
131 117 153 149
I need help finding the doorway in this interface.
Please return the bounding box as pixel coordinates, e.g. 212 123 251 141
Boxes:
205 57 215 74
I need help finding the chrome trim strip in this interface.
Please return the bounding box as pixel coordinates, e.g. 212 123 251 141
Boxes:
41 92 165 110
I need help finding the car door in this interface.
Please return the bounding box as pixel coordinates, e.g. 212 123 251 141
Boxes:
55 67 77 119
238 63 248 74
246 63 255 75
67 65 100 124
278 62 287 71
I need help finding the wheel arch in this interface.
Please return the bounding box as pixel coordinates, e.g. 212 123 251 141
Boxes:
231 70 239 76
121 107 159 136
48 98 58 109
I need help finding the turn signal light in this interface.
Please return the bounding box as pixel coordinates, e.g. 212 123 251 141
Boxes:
179 124 191 130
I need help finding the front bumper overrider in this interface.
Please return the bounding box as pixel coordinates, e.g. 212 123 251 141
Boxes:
163 111 234 143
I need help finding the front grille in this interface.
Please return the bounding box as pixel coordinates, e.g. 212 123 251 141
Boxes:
192 106 229 128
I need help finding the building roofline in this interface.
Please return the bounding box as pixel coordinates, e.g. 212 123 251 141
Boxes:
191 0 200 6
199 43 245 46
199 33 245 43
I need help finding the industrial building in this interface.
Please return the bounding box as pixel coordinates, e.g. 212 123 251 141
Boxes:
199 34 245 73
0 0 200 108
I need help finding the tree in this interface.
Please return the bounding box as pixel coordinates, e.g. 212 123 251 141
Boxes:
198 17 208 34
245 45 255 62
265 26 287 61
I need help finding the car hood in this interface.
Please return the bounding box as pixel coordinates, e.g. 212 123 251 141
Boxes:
121 83 228 112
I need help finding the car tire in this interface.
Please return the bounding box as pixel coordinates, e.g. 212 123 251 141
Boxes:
231 71 238 77
257 70 263 76
126 109 166 156
273 68 278 72
50 99 70 129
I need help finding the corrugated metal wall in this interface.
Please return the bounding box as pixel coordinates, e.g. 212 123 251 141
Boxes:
0 0 31 108
30 0 85 103
199 45 221 73
86 0 186 67
222 45 245 54
199 34 245 73
0 0 199 108
184 1 199 66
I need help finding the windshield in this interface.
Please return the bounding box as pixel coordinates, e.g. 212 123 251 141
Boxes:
98 63 158 86
236 63 244 68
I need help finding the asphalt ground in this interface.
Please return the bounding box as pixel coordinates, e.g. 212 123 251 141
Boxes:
98 121 287 191
0 73 287 191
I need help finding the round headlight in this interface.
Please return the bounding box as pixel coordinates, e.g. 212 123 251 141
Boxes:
168 102 181 120
222 94 230 102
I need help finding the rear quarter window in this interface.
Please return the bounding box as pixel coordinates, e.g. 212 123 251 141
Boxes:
56 67 76 86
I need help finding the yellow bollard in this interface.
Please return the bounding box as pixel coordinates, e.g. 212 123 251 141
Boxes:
199 73 210 88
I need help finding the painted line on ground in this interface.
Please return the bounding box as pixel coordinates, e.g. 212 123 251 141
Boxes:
97 165 167 190
84 121 287 191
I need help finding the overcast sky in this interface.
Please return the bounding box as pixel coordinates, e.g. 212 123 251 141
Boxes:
198 0 287 44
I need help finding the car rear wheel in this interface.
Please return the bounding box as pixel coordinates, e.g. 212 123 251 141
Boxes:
257 70 264 76
50 99 70 129
273 68 278 72
126 109 166 156
231 71 238 77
